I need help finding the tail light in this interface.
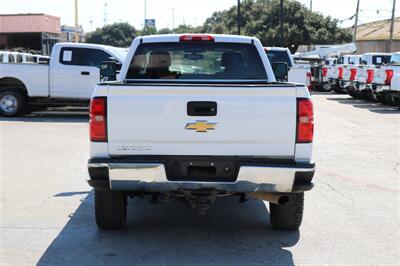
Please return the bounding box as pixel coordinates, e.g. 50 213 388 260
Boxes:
90 97 107 142
297 98 314 143
338 67 343 79
322 67 328 77
180 35 214 42
306 72 312 91
350 68 357 81
367 69 374 84
385 69 394 85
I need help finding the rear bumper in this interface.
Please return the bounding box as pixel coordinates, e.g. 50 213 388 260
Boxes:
87 156 315 193
376 85 390 92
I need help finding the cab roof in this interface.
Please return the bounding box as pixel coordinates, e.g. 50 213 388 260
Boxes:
139 34 257 44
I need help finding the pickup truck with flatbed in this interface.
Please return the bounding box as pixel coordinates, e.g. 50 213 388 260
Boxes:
87 34 315 230
0 43 127 116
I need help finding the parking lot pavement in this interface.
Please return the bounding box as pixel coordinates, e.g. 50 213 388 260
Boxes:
1 94 399 265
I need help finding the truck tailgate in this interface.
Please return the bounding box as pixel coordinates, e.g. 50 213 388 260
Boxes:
107 84 297 157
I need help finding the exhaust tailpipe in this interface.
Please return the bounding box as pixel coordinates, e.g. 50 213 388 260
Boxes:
248 192 289 205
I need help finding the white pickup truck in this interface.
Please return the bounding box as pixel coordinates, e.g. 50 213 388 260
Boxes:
0 43 127 116
264 47 311 90
372 52 399 106
329 54 355 93
351 53 391 100
339 55 362 94
323 57 337 85
87 34 315 230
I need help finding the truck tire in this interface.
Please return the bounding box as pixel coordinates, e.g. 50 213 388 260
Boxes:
0 89 27 117
95 189 127 230
321 83 331 92
385 93 395 106
270 192 304 230
377 93 388 104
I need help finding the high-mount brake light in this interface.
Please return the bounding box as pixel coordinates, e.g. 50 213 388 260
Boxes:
350 68 357 81
338 67 343 79
90 97 107 142
179 35 215 42
297 98 314 143
367 69 374 84
385 69 394 85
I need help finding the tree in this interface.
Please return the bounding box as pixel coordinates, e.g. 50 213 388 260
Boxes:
199 0 352 52
86 22 138 47
158 28 173 34
140 26 158 36
173 24 204 34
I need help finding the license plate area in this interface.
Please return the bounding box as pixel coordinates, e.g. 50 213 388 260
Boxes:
166 160 238 182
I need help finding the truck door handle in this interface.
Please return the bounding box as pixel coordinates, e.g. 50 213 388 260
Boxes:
81 71 90 76
187 101 217 116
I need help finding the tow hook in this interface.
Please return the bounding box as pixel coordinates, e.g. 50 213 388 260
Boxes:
182 190 218 215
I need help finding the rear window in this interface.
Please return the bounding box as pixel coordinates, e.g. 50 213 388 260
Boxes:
126 42 267 80
348 57 360 65
265 50 293 67
372 55 391 65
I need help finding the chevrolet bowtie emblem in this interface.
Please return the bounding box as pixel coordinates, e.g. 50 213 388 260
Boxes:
185 120 217 132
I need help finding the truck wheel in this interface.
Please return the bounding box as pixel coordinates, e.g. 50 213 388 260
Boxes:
0 89 26 117
269 192 304 230
361 90 374 101
393 96 400 108
377 93 388 104
385 93 395 106
95 189 127 230
322 83 331 92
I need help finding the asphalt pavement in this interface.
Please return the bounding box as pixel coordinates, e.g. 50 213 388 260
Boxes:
0 94 399 265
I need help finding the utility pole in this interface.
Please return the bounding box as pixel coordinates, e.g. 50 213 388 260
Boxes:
90 17 93 32
280 0 284 46
144 0 147 28
353 0 360 43
170 8 175 31
104 1 108 26
237 0 241 35
308 0 312 51
74 0 79 42
389 0 396 52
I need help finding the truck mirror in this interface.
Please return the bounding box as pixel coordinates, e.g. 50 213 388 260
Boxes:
271 62 288 82
100 60 121 81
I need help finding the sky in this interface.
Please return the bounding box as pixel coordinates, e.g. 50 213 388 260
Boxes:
1 0 398 32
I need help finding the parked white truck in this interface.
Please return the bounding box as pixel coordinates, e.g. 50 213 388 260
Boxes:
0 43 127 116
329 54 355 93
264 47 311 90
323 57 337 85
351 53 391 100
87 34 315 230
371 52 399 106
